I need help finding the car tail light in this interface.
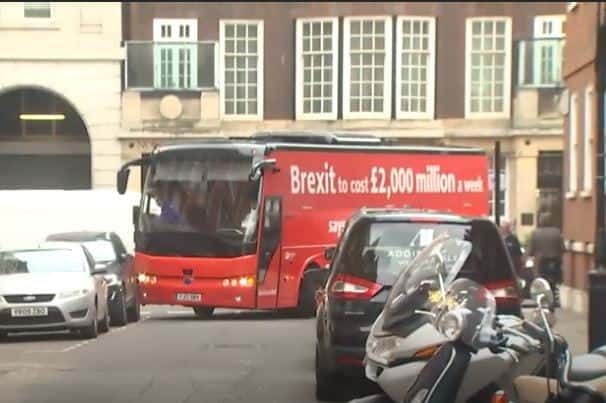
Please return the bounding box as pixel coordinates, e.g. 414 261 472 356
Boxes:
487 280 520 301
329 274 382 300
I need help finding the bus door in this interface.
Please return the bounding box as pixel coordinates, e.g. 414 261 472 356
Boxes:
255 195 283 309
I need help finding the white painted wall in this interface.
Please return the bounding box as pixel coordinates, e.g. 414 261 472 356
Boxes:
0 190 140 253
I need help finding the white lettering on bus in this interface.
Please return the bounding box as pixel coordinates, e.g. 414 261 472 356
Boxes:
415 165 456 193
290 163 337 195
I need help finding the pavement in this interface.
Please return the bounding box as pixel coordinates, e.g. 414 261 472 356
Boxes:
0 306 590 403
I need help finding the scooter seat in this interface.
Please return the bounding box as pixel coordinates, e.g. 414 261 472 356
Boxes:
570 353 606 382
590 345 606 358
347 394 394 403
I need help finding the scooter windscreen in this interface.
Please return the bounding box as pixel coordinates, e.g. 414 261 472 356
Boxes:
381 236 472 337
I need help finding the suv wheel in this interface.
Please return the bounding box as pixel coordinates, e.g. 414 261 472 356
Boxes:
98 306 110 334
127 293 141 323
315 345 343 401
110 289 128 326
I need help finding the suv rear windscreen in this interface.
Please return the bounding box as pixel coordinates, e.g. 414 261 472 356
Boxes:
335 221 471 286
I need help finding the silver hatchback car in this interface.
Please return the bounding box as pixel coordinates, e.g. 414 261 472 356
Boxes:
0 242 110 339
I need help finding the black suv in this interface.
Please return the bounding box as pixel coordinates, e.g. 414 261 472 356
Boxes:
314 209 522 401
45 231 141 326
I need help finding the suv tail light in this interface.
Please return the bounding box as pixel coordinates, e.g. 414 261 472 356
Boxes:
487 280 520 301
329 274 382 300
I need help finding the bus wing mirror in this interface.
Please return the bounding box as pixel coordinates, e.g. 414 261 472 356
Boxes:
324 247 336 262
117 168 130 195
249 159 277 181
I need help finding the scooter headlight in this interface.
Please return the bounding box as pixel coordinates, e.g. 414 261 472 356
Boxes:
437 310 466 341
366 334 407 365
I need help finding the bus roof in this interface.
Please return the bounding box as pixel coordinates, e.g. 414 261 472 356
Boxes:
151 131 485 156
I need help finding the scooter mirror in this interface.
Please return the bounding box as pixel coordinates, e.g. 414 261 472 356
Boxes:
530 278 554 309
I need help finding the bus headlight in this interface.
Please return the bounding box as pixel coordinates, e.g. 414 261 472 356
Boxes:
137 273 157 285
221 276 255 288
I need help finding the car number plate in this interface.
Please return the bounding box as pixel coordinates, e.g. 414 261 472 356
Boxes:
10 307 49 317
176 293 201 302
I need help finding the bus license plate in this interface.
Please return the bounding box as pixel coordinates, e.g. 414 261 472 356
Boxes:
176 293 201 302
11 307 48 317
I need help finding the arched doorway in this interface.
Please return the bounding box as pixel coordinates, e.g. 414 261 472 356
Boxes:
0 87 91 189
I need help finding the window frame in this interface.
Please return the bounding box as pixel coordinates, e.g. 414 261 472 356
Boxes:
343 16 393 120
464 17 512 119
582 86 594 196
567 92 579 198
395 16 436 120
295 17 339 121
219 19 264 121
23 2 52 19
152 18 199 90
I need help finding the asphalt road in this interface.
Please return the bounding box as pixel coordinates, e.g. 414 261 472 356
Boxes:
0 306 374 403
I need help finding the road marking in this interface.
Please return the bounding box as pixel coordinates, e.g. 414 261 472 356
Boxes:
25 316 149 354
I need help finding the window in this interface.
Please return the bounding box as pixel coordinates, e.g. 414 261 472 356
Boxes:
583 86 594 195
343 16 392 119
533 15 565 87
24 2 50 18
568 93 579 196
295 18 339 120
537 151 563 189
488 155 507 220
153 19 198 89
220 20 264 120
465 17 512 118
395 17 436 119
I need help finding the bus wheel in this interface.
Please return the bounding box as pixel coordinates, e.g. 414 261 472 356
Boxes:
298 267 322 318
193 307 214 319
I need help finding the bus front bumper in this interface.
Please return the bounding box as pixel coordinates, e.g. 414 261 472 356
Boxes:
138 277 257 309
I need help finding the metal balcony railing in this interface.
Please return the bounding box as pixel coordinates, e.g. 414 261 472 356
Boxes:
517 38 565 88
125 41 217 91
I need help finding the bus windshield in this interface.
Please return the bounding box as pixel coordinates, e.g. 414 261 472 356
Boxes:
138 149 261 257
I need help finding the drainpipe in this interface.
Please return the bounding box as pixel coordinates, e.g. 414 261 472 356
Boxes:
588 2 606 351
494 140 501 226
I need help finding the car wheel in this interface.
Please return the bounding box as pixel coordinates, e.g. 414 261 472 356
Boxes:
315 344 343 401
193 307 214 319
110 288 128 327
80 306 98 339
127 292 141 323
98 305 110 334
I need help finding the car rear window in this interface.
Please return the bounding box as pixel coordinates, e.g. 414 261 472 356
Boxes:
335 221 471 286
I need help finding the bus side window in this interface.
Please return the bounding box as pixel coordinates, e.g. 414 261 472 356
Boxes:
257 197 282 283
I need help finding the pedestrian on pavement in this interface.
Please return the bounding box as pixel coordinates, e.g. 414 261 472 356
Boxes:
500 220 523 278
526 213 565 308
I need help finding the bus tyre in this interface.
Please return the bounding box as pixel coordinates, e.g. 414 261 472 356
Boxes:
298 268 321 318
110 289 128 327
193 307 214 319
127 293 141 323
315 345 343 401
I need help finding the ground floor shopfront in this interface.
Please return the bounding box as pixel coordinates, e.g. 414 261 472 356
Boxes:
0 60 122 191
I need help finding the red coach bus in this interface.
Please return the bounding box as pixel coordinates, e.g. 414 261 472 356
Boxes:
116 132 489 317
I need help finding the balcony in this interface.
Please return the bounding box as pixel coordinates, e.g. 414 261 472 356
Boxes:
122 41 219 129
125 41 217 91
513 38 566 129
